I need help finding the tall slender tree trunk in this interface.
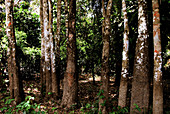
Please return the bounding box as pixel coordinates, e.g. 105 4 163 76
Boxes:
48 0 56 98
118 0 129 108
49 0 55 97
99 0 112 113
6 0 23 104
61 0 78 108
52 0 61 98
130 0 150 113
152 0 163 113
43 0 52 96
40 0 46 96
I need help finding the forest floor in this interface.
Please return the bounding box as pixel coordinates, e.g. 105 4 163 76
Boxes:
21 75 120 113
0 75 120 113
0 74 170 113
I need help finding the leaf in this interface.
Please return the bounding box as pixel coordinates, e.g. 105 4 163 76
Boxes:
5 99 15 105
99 95 105 99
85 103 91 108
134 104 141 112
124 107 129 112
48 92 52 95
52 107 57 111
0 107 7 111
41 111 45 114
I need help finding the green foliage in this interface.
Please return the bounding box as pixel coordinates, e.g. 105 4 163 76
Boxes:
80 102 99 114
0 96 46 113
15 31 28 48
5 99 15 105
97 89 104 96
133 104 141 112
48 92 53 95
110 106 129 114
14 1 40 47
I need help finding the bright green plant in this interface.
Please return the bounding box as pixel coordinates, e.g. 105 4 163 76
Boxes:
133 103 141 112
0 96 46 114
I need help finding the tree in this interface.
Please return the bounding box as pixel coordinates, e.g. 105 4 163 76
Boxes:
152 0 163 113
48 0 56 98
99 0 112 113
40 0 46 96
52 0 61 98
130 0 150 113
43 0 52 96
61 0 78 107
41 0 60 99
118 0 129 108
5 0 24 103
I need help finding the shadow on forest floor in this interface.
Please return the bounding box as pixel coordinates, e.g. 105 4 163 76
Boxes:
1 74 170 113
20 76 119 113
0 75 120 113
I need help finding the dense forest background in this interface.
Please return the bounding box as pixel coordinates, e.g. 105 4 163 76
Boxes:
0 0 170 113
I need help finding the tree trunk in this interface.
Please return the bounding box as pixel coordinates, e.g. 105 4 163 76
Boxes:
6 0 23 104
118 0 129 108
61 0 78 108
52 0 61 98
49 0 56 97
99 0 112 113
152 0 163 113
130 0 150 113
43 0 52 97
40 0 46 97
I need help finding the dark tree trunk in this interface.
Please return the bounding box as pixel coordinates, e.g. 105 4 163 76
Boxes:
6 0 24 104
99 0 112 113
61 0 78 108
52 0 61 98
40 0 46 97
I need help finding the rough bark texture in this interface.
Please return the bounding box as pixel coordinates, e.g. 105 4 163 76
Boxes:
6 0 23 104
64 0 68 39
152 0 163 113
43 0 52 96
61 0 78 108
130 0 150 113
118 0 129 108
40 0 46 96
52 0 61 98
99 0 112 113
48 0 56 98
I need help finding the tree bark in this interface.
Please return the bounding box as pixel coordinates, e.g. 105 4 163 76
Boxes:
49 0 56 97
6 0 23 104
61 0 78 108
118 0 129 108
40 0 46 96
152 0 163 113
130 0 150 113
99 0 112 113
52 0 61 98
43 0 52 97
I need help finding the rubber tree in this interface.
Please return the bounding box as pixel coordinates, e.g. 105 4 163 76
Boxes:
61 0 78 108
152 0 163 113
130 0 150 113
6 0 24 104
40 0 46 96
118 0 129 108
99 0 112 113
